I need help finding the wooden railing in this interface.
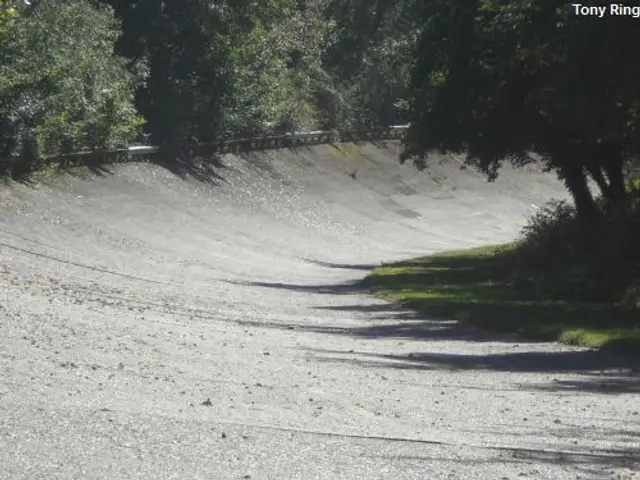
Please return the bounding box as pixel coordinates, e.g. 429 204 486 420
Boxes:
0 125 409 171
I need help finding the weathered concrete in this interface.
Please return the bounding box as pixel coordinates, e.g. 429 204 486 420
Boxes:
1 142 638 480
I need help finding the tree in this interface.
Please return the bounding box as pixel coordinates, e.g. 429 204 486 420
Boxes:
102 0 306 150
219 0 337 136
101 0 232 155
0 0 17 24
0 0 18 46
100 0 419 146
323 0 419 129
0 0 144 168
403 1 640 220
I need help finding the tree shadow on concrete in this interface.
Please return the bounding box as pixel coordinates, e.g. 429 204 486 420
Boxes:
312 303 409 314
496 446 640 473
1 148 230 186
311 301 524 341
300 258 382 271
304 306 522 343
308 297 639 348
303 347 639 391
76 155 117 177
526 376 640 394
152 153 228 185
223 278 369 295
225 272 639 355
59 159 115 179
372 443 640 472
226 247 639 390
361 248 640 356
0 170 37 187
506 443 640 472
1 156 118 186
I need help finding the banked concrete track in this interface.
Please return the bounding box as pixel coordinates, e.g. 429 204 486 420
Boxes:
1 142 638 480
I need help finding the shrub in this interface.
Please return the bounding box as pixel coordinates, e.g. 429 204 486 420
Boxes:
512 192 640 303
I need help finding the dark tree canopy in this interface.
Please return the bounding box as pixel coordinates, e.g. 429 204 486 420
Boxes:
403 1 640 219
323 0 419 128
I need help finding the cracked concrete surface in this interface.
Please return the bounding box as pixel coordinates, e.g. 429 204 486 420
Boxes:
1 142 638 479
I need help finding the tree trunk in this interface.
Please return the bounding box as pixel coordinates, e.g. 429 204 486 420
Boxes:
560 162 599 222
602 152 627 210
584 146 628 213
586 162 610 198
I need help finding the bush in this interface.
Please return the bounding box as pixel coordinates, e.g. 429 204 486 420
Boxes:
0 0 145 169
512 192 640 304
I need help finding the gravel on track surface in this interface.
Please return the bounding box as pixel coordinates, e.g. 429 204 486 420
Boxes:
1 143 638 480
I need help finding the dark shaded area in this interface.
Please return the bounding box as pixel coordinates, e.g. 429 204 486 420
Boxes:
59 160 116 180
490 443 640 471
305 347 636 375
0 168 37 186
302 308 523 343
224 278 369 295
313 303 407 313
310 295 636 344
71 154 117 177
0 149 137 184
370 140 395 150
528 377 640 394
405 0 639 224
226 253 639 391
373 443 640 471
361 249 640 355
1 149 229 186
216 279 640 394
301 258 382 271
371 248 518 278
151 152 228 185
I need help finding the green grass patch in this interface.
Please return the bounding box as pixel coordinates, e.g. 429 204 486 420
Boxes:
365 244 640 355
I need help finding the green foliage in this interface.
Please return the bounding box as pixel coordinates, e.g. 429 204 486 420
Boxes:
98 0 417 148
513 195 640 303
366 246 640 354
0 0 17 59
324 0 418 129
400 2 640 306
0 0 144 167
349 32 415 127
2 0 418 169
102 0 240 151
220 0 337 136
403 1 640 218
0 0 17 25
627 176 640 191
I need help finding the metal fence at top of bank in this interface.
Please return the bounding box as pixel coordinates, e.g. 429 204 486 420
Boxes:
0 125 410 170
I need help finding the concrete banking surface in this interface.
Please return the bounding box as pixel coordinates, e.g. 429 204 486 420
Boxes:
0 141 638 480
